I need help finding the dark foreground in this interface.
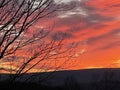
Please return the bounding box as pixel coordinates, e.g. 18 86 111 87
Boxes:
1 68 120 90
0 81 120 90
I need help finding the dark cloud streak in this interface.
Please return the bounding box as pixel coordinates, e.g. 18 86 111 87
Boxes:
51 31 75 41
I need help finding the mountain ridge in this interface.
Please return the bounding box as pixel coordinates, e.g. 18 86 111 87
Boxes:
1 68 120 86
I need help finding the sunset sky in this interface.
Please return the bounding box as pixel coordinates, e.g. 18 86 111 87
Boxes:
48 0 120 69
1 0 120 73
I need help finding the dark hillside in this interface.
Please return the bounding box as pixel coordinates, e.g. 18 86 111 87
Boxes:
1 68 120 90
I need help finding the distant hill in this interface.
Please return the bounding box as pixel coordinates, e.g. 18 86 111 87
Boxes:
1 68 120 86
37 68 120 86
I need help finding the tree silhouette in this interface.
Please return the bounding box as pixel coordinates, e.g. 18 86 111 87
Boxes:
0 0 77 82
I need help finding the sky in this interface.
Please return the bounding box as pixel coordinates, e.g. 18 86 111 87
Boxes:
49 0 120 69
0 0 120 73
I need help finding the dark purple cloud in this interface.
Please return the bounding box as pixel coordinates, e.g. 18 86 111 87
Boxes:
51 31 74 41
99 41 120 50
93 24 108 29
85 28 120 51
87 28 120 44
55 0 114 34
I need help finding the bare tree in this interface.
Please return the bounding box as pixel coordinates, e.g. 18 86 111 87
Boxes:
0 0 77 82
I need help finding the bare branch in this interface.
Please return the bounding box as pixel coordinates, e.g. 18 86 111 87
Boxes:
0 0 77 83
